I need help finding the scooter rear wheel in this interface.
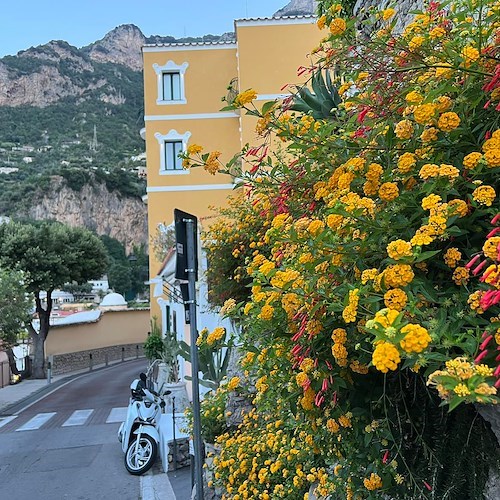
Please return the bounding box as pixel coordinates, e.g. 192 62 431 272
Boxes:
124 434 157 475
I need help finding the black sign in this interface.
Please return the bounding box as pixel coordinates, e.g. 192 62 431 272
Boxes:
174 209 198 281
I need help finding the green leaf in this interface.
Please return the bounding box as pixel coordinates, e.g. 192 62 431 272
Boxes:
414 250 441 263
261 101 275 115
447 396 464 412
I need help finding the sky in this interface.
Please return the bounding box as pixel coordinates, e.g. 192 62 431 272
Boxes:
0 0 290 58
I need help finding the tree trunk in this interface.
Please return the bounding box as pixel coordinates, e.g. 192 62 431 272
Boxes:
5 348 20 375
31 331 45 379
30 291 53 379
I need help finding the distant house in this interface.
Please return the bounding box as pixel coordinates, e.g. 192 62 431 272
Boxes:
89 276 110 294
0 167 19 174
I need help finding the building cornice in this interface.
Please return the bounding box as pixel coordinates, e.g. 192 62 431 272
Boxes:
145 111 239 121
147 184 235 193
143 42 236 52
235 15 316 27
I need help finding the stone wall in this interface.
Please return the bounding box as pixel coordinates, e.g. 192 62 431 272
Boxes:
49 343 144 375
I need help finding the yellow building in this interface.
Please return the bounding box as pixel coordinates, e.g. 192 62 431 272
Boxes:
142 15 319 330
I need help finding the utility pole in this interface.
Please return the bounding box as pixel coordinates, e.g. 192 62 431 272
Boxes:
174 209 203 499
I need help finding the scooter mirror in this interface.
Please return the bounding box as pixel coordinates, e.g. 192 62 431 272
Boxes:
140 372 147 383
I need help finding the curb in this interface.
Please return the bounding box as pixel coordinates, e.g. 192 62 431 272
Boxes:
141 466 177 500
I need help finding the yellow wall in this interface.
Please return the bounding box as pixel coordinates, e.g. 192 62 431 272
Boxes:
45 309 150 356
144 118 239 189
143 17 320 329
143 45 237 116
237 19 320 149
236 20 317 94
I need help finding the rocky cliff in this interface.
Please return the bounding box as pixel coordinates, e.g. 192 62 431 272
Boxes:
27 176 148 253
274 0 317 16
85 24 146 72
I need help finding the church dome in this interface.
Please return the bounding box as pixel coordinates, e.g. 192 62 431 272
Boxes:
100 292 127 309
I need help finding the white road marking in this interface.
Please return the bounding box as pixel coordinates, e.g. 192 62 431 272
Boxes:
62 409 94 427
15 412 56 431
0 415 18 428
106 407 128 423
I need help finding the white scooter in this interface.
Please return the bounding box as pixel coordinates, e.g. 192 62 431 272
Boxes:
118 373 170 475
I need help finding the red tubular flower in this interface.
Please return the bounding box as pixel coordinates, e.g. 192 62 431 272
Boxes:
423 481 432 491
466 254 482 269
494 365 500 377
475 350 489 363
322 378 329 391
382 450 390 464
480 290 500 310
491 213 500 225
486 227 500 238
315 391 324 407
480 335 494 351
472 259 488 275
480 267 496 283
495 378 500 388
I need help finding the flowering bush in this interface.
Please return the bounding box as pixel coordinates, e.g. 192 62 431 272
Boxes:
185 0 500 498
179 325 235 389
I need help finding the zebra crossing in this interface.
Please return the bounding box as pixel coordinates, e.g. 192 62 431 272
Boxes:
0 406 127 433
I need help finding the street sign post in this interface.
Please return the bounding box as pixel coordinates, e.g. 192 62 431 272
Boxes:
174 209 203 500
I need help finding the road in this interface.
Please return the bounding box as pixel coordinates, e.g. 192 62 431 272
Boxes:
0 358 191 500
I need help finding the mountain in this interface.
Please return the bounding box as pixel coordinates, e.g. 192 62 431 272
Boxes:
0 3 314 249
274 0 317 17
0 25 231 250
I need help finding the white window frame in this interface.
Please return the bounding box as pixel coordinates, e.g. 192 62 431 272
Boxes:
153 61 188 105
155 130 191 175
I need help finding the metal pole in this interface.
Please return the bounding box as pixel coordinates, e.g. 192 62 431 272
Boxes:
47 356 53 384
172 396 177 471
185 217 204 500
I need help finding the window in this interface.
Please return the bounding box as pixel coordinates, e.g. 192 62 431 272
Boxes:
155 130 191 174
162 72 181 101
153 61 188 104
164 140 183 170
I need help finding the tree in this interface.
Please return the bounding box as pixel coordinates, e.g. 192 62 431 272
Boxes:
0 221 108 378
107 261 132 296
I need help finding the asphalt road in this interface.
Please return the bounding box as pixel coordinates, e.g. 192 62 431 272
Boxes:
0 359 155 500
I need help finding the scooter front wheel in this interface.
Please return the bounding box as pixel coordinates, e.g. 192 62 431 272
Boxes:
124 434 157 475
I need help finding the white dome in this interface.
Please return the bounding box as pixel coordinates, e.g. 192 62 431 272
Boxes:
100 292 127 307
